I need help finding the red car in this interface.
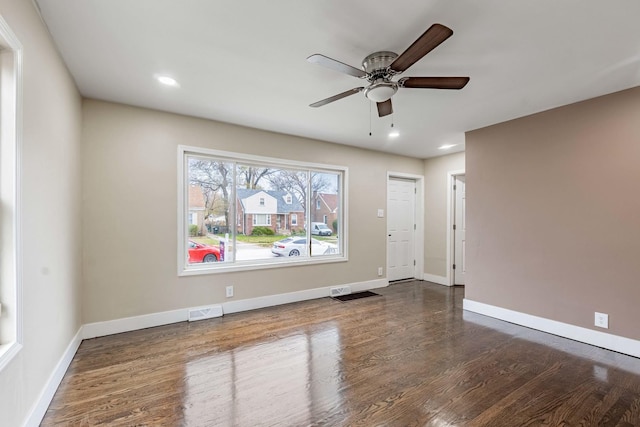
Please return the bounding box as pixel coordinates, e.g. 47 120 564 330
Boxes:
188 240 220 263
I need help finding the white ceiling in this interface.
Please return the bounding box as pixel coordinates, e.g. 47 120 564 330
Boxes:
35 0 640 158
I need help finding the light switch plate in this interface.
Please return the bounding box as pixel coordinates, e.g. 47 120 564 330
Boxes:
377 209 384 218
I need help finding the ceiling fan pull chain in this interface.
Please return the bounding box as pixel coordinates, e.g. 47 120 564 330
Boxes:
369 101 372 136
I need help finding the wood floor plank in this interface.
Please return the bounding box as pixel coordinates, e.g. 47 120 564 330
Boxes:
41 282 640 426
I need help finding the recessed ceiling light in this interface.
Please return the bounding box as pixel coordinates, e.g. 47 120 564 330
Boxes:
155 75 180 87
389 131 400 138
438 144 457 150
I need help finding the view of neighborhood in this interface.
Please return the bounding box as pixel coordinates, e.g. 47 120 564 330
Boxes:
186 156 342 264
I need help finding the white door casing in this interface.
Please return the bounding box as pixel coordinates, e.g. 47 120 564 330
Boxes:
453 175 466 285
387 178 416 281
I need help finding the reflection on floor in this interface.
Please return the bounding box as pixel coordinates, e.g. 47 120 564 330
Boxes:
42 281 640 426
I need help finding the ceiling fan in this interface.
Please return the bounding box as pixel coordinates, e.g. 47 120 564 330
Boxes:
307 23 469 117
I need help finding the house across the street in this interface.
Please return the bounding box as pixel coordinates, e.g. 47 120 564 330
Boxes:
312 191 339 232
236 189 305 235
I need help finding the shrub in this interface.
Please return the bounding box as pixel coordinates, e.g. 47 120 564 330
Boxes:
189 224 199 237
252 226 274 236
332 219 338 233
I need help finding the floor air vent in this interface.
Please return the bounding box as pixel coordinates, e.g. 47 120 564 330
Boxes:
332 291 380 302
188 305 223 322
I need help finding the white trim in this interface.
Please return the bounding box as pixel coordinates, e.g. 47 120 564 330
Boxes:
178 145 349 276
24 328 83 427
83 308 187 339
180 255 348 276
446 169 465 286
386 172 425 281
0 14 23 371
463 299 640 358
82 279 387 340
224 279 387 314
422 273 448 286
0 341 22 372
180 144 349 172
177 147 186 275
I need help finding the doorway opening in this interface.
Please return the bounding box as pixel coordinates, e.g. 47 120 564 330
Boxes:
449 173 466 285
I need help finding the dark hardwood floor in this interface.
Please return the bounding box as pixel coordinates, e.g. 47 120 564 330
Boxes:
42 281 640 426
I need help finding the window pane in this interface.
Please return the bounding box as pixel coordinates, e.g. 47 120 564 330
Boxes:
181 147 346 274
236 164 308 260
187 157 233 264
310 172 341 257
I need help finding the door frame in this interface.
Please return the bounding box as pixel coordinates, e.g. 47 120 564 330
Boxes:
447 169 465 286
386 172 424 281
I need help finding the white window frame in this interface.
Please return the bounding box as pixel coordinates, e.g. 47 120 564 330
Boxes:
0 16 23 372
291 214 297 226
178 145 348 275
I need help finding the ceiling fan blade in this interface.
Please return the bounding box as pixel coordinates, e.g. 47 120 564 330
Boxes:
399 76 470 89
307 54 367 78
377 99 393 117
390 24 454 73
310 87 364 108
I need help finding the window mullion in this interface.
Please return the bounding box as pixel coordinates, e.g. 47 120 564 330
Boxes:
306 169 312 256
231 161 237 262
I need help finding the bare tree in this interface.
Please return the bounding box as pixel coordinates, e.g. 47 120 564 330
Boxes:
268 170 331 211
188 159 232 228
238 166 273 189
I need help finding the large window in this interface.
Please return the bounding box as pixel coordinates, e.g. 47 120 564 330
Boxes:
0 16 22 371
179 146 347 274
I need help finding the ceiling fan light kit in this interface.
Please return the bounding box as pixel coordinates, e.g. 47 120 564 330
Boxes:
307 23 469 118
364 81 398 102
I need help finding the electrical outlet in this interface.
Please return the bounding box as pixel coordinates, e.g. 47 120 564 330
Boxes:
377 209 384 218
377 267 383 276
594 312 608 329
226 285 234 298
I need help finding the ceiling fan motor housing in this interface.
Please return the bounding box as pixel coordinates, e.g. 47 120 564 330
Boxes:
362 51 398 102
362 51 398 76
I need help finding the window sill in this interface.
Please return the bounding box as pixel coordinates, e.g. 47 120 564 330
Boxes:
0 341 22 372
179 254 348 276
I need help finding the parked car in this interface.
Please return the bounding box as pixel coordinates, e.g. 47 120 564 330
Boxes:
310 222 332 236
271 237 337 257
188 240 220 263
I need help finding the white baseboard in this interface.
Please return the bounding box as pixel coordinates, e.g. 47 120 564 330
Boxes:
422 273 448 286
82 308 187 339
463 298 640 359
83 278 388 339
24 328 83 427
223 278 387 314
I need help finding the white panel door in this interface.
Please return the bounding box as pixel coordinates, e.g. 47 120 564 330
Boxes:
454 175 466 285
388 178 416 281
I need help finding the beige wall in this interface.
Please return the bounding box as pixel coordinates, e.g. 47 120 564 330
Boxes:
423 152 465 278
466 86 640 340
0 1 83 426
81 100 423 323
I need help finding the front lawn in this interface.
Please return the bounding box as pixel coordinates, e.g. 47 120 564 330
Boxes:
191 236 219 246
235 234 286 247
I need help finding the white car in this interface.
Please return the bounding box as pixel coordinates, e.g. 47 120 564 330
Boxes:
310 222 332 236
271 237 337 257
